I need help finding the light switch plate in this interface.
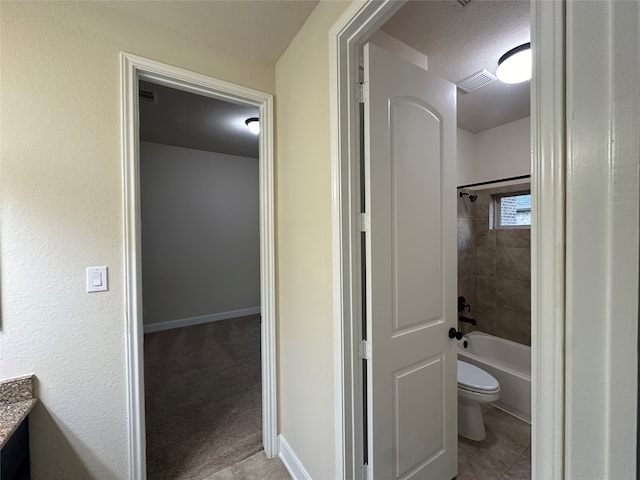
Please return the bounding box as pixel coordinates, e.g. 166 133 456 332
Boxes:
87 266 108 292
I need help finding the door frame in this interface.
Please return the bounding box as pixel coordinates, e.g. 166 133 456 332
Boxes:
329 1 566 478
121 53 277 479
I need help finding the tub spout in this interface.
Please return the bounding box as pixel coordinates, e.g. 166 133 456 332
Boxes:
459 316 477 326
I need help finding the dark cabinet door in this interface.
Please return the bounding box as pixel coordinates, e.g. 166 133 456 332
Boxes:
1 417 30 480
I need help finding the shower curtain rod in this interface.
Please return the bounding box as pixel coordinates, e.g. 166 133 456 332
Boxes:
457 174 531 189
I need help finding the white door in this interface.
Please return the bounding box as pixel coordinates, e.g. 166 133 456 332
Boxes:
363 43 457 480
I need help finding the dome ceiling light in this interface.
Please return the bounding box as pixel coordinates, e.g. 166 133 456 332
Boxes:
245 117 260 135
496 43 531 84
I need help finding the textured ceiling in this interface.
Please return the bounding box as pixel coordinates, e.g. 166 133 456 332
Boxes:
105 0 319 65
113 1 318 157
139 81 259 158
135 0 530 153
382 0 531 133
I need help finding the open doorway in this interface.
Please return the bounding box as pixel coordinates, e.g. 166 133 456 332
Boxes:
121 54 277 479
138 80 265 478
362 2 533 476
330 0 565 478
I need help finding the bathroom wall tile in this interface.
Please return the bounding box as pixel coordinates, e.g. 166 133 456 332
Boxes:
475 276 496 308
492 308 531 346
458 320 476 336
474 304 498 335
495 278 531 313
457 194 473 218
458 217 474 250
457 183 532 345
473 192 491 220
457 275 476 309
474 217 496 247
476 246 497 276
458 247 476 278
496 247 531 280
497 229 530 248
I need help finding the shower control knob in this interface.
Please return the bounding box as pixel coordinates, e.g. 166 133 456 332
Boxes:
448 327 463 340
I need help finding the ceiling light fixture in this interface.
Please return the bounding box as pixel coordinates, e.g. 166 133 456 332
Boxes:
245 117 259 135
496 42 531 84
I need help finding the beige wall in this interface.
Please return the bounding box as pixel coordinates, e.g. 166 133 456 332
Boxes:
275 1 351 478
0 2 273 478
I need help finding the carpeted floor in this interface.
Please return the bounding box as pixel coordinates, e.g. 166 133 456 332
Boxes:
144 315 263 480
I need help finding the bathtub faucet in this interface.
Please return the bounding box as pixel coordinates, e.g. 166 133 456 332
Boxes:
458 316 477 326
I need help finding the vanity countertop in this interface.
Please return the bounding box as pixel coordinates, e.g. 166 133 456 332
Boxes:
0 375 36 449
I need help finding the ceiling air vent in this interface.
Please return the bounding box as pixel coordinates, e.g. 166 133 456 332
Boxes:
456 69 497 93
139 89 157 103
456 0 474 7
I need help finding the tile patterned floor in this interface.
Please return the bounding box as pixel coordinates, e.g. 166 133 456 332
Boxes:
457 405 531 480
203 451 291 480
203 405 530 480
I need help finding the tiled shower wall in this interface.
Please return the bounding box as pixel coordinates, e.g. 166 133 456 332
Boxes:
457 184 531 346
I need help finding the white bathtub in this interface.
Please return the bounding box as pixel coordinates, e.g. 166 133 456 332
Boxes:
458 331 531 423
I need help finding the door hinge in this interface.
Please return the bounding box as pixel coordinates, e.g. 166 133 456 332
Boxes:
357 82 368 103
359 339 372 360
361 464 372 480
358 212 371 232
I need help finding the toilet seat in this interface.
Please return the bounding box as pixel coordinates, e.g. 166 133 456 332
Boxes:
457 360 499 394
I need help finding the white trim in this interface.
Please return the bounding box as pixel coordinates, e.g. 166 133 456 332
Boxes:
564 1 639 477
329 4 406 477
121 53 146 480
121 53 277 479
142 307 261 334
530 2 565 479
257 82 278 461
278 435 312 480
330 1 566 478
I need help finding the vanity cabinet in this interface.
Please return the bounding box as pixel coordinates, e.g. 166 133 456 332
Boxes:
0 416 30 479
0 376 35 480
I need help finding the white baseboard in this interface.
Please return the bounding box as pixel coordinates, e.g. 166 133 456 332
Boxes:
278 435 312 480
143 306 261 334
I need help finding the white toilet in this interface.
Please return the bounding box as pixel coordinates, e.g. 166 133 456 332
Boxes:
457 360 500 441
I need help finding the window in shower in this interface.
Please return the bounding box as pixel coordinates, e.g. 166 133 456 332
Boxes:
492 191 531 228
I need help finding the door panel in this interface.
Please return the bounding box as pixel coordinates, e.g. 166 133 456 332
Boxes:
394 355 444 475
364 43 457 480
389 98 443 334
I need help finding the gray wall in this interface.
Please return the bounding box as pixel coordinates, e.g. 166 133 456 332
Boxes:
140 141 260 326
457 184 531 345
